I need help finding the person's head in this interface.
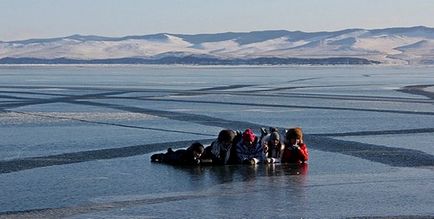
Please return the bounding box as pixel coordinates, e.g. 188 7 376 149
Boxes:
217 129 235 146
285 127 303 145
189 142 205 159
242 128 256 146
269 127 279 133
269 131 280 146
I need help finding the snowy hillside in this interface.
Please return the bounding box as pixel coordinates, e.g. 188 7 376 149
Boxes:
1 26 434 64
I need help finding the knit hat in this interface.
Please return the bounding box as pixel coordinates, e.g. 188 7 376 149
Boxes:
269 132 280 142
242 128 256 143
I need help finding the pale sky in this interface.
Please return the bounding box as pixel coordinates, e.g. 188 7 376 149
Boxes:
1 0 434 41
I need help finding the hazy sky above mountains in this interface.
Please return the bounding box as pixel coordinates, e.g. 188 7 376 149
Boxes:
1 0 434 41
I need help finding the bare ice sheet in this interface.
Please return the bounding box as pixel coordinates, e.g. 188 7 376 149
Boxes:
1 65 434 218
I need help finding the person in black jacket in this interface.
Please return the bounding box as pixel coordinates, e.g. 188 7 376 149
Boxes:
151 142 205 165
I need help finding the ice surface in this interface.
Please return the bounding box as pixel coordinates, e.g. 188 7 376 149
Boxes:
1 65 434 218
1 150 433 218
335 133 434 155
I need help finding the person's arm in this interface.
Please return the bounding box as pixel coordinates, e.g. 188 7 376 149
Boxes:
236 143 248 162
280 147 290 163
199 147 213 164
252 143 264 163
297 144 309 162
272 144 285 163
178 152 198 165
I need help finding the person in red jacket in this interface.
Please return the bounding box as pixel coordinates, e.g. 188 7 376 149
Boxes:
281 127 309 163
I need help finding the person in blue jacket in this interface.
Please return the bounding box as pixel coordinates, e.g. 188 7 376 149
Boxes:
236 128 264 164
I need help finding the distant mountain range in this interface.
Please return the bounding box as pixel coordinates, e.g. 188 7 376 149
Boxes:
1 26 434 65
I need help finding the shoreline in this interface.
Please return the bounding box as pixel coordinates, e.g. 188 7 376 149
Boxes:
0 63 433 68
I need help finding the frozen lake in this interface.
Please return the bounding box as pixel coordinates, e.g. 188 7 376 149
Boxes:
1 65 434 218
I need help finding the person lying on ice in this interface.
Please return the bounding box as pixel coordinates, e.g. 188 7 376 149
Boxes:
150 142 205 165
202 129 240 165
259 127 284 164
236 128 264 164
281 127 309 163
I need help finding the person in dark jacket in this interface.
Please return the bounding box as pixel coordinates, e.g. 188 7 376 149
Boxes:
151 142 205 165
262 131 284 163
203 129 241 165
281 127 309 163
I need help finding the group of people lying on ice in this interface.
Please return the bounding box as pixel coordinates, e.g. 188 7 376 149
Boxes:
150 127 308 165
